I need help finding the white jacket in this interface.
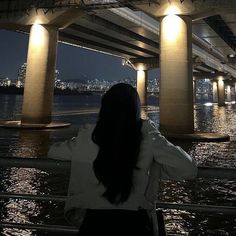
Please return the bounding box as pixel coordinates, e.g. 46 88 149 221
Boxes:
48 119 197 224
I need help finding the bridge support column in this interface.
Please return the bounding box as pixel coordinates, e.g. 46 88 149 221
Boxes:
159 14 194 134
217 76 225 106
235 82 236 101
235 82 236 102
21 24 58 125
226 85 231 102
213 81 218 103
128 57 158 108
193 78 196 103
137 69 148 107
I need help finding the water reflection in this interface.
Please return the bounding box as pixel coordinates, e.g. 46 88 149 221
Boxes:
195 104 234 135
0 130 56 235
1 95 236 235
9 130 50 158
0 165 68 235
0 95 22 120
0 167 47 236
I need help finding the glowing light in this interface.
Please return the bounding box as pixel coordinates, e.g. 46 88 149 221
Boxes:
137 65 144 71
137 69 145 78
121 59 126 66
225 101 233 104
228 54 235 58
217 76 224 83
30 24 45 47
33 17 44 25
163 14 181 41
165 5 180 15
204 102 213 106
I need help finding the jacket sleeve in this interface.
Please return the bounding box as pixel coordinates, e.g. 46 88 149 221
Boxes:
149 123 198 180
48 136 79 161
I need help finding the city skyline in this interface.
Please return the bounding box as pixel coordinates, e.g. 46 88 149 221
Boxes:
0 30 159 82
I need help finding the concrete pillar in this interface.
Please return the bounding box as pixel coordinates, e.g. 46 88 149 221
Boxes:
217 76 225 106
235 82 236 101
21 24 58 124
212 81 218 103
193 78 196 103
226 85 231 102
137 69 148 107
159 14 194 134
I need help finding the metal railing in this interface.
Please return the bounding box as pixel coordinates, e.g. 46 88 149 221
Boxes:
0 156 235 233
0 222 78 234
1 156 236 180
0 192 235 215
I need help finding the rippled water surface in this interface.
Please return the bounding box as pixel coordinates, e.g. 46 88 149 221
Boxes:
0 94 235 235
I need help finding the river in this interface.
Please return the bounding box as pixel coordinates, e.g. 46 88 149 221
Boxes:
0 94 235 235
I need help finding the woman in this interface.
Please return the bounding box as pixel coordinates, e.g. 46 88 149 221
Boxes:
48 83 198 235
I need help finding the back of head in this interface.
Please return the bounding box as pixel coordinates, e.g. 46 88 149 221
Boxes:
92 83 142 204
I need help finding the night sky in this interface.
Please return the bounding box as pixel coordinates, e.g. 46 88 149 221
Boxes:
0 29 158 82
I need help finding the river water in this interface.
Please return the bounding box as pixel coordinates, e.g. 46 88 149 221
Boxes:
0 94 235 236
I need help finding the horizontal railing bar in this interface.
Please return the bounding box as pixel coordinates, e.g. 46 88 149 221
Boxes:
0 222 78 234
1 192 236 214
0 157 71 171
157 202 236 214
0 192 67 202
0 157 236 180
197 167 236 180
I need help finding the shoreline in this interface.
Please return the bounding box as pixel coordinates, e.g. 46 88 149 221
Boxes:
0 86 101 96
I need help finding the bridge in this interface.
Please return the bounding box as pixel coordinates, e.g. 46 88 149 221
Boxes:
0 0 236 134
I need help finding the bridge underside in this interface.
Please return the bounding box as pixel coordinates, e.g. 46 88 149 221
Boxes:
0 0 236 134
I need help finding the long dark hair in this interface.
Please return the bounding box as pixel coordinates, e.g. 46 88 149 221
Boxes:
92 83 143 204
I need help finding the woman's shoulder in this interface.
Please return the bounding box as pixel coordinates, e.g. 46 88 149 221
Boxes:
77 123 96 135
141 119 160 135
79 123 96 130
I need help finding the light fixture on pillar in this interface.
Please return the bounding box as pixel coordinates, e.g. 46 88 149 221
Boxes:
164 14 181 41
163 4 182 40
227 54 236 63
228 54 236 58
121 58 126 66
136 67 147 108
218 76 224 83
31 24 45 47
165 5 180 15
137 64 145 72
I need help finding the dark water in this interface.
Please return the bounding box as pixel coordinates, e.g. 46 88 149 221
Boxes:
0 94 235 235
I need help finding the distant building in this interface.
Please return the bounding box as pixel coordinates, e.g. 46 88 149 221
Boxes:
148 77 159 92
16 63 27 87
196 79 212 102
16 63 60 88
0 77 11 87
